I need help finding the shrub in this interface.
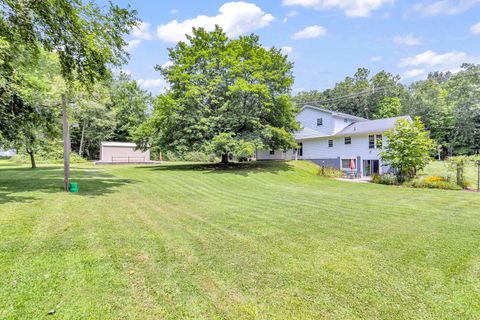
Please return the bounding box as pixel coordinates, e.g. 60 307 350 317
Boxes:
10 152 87 165
372 173 399 185
163 151 217 163
406 176 461 190
317 166 343 178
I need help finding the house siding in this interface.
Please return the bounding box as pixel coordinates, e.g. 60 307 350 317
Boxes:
256 149 293 160
296 108 337 136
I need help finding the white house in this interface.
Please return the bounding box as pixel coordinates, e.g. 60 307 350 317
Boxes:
256 106 411 177
97 142 151 164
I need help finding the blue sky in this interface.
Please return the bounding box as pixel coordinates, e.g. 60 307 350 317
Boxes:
113 0 480 94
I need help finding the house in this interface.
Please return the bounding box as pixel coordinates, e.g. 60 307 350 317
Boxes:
96 142 151 164
256 106 411 176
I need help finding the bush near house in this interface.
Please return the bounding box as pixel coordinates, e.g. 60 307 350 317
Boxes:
372 173 399 185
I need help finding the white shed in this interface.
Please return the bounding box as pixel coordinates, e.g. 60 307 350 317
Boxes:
99 142 150 163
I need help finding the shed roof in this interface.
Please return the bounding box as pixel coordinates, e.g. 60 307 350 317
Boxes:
101 141 137 148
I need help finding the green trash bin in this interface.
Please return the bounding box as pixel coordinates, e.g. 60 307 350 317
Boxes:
69 182 79 193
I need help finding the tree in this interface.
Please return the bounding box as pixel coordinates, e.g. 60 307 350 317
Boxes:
0 0 138 86
380 117 435 180
445 64 480 155
0 50 63 168
0 1 139 162
69 81 114 159
110 73 151 141
373 97 401 119
135 26 299 164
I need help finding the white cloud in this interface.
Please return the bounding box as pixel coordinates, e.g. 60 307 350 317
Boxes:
370 56 382 62
132 22 153 40
126 39 142 51
402 69 426 79
411 0 480 16
292 25 326 39
399 50 468 67
393 34 423 46
282 0 394 17
471 21 480 34
137 78 168 94
170 9 179 14
281 46 294 54
157 2 274 43
283 11 298 23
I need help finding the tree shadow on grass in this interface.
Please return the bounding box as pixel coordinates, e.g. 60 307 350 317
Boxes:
145 160 294 177
0 166 135 205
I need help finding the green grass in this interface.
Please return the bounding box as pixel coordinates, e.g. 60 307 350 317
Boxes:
1 159 480 319
421 161 479 188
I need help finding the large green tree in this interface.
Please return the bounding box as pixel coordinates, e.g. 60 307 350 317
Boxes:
136 26 298 164
110 72 151 141
0 0 138 86
380 117 435 180
0 50 63 168
0 0 139 158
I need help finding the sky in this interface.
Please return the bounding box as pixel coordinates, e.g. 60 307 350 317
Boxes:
112 0 480 94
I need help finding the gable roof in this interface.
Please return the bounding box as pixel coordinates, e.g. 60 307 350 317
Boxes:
334 116 412 136
301 105 367 122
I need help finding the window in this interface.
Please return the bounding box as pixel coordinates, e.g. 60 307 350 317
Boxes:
269 149 275 155
297 143 303 156
376 135 383 148
344 137 351 145
341 159 356 169
369 135 375 149
328 140 333 147
317 118 323 126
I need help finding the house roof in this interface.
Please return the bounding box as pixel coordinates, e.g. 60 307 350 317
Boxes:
334 116 412 136
301 105 367 122
101 141 137 148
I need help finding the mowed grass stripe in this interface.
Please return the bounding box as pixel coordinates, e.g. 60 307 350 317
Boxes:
1 160 480 319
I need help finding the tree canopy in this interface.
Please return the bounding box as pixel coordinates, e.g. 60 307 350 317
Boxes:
380 117 435 180
135 26 299 163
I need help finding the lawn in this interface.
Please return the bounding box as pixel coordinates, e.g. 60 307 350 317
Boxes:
1 159 480 319
421 160 479 188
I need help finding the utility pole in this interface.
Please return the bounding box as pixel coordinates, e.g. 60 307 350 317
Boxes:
477 160 480 192
62 94 70 192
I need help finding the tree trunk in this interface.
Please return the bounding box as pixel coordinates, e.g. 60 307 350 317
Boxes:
27 149 36 169
79 119 86 157
221 153 229 164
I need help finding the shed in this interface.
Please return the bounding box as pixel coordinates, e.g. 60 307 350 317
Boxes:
99 142 150 163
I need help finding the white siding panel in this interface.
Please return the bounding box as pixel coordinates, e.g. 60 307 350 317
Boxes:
100 146 150 162
296 108 336 135
256 149 294 160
